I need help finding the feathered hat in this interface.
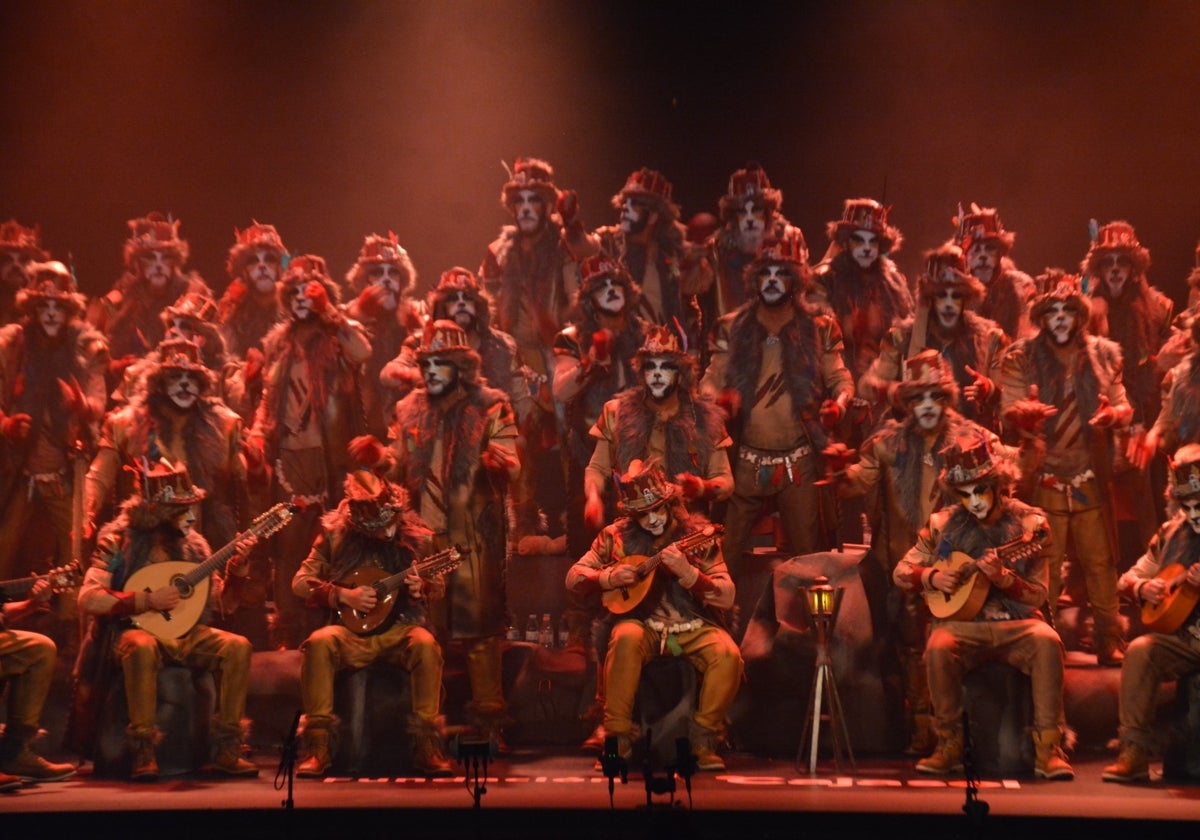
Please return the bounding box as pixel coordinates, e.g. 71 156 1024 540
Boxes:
954 203 1016 254
718 162 782 222
123 212 188 270
16 260 86 317
1081 220 1151 278
500 157 559 209
344 232 416 295
917 241 985 305
826 198 902 253
610 168 680 224
891 348 960 409
225 221 287 279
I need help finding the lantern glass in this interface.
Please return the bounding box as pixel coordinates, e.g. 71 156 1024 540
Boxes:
806 576 835 618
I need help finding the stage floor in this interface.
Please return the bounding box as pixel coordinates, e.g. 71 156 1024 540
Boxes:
2 749 1198 839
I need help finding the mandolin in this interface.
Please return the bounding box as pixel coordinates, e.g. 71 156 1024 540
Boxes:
0 560 81 603
923 527 1047 621
1140 563 1200 634
602 525 724 615
336 545 463 635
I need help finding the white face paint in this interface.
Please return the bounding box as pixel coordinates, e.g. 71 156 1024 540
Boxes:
367 262 403 311
290 284 314 321
909 389 946 431
246 248 280 294
421 356 458 396
735 200 767 255
172 506 197 536
446 290 477 329
934 289 965 330
138 250 176 290
1 250 26 290
1044 301 1077 346
166 369 201 410
1182 498 1200 534
37 299 66 338
967 241 999 284
591 276 626 315
955 481 995 521
637 506 668 537
511 189 545 235
620 197 651 236
642 357 679 401
166 316 197 342
757 264 792 307
1099 253 1132 298
849 229 880 269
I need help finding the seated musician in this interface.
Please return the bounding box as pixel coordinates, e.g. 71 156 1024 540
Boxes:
893 432 1074 780
1103 444 1200 784
77 461 258 781
565 460 741 771
291 470 452 778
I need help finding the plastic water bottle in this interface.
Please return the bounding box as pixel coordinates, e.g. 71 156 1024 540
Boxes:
538 613 554 648
557 615 571 648
524 613 539 643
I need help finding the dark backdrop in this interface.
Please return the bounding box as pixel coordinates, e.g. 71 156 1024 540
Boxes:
3 0 1199 305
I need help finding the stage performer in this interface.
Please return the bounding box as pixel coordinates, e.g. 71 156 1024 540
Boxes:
1000 271 1132 665
291 470 452 778
1142 314 1200 464
218 221 288 359
353 320 519 749
0 260 108 582
0 218 48 327
893 432 1073 780
244 255 372 649
566 461 741 771
1103 444 1200 784
828 350 1008 755
859 242 1008 430
77 462 258 781
87 212 211 399
955 203 1035 341
700 237 853 575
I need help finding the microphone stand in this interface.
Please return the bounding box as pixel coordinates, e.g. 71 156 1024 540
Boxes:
275 710 301 810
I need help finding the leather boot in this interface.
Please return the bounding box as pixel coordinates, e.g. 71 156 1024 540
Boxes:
127 731 160 782
0 770 20 792
1032 729 1074 780
581 723 606 752
905 714 937 757
296 721 334 778
408 716 453 778
1102 743 1151 784
0 726 76 783
212 741 259 777
688 722 727 772
916 729 963 775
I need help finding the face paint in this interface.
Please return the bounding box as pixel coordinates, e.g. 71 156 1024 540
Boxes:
620 197 651 236
171 506 197 536
1099 253 1132 298
166 369 201 410
955 481 996 521
422 356 458 396
736 200 767 254
37 299 66 338
637 507 668 536
246 248 280 294
934 289 965 330
166 316 197 341
909 389 946 431
366 262 403 311
591 276 626 315
967 241 999 284
446 290 477 329
1183 498 1200 534
1044 301 1077 346
0 250 27 290
642 357 679 401
138 250 177 290
849 229 880 269
511 189 545 235
289 284 314 321
757 264 793 307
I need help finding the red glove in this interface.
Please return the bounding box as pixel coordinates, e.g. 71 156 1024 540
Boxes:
819 398 844 431
348 434 387 469
481 442 516 475
1 413 31 441
556 190 579 228
108 354 138 380
716 388 741 420
1004 384 1058 435
584 491 605 531
676 472 708 501
355 284 390 319
242 437 266 472
224 279 248 306
1089 394 1118 429
243 347 264 384
590 329 612 366
304 280 330 314
822 442 858 473
58 376 91 420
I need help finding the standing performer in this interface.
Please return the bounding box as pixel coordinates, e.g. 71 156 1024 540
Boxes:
893 432 1073 780
955 203 1035 341
217 221 288 360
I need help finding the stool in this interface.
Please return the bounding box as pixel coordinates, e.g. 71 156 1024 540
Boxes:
93 665 215 777
962 662 1034 777
633 657 697 767
1164 670 1200 780
244 650 303 753
330 663 413 776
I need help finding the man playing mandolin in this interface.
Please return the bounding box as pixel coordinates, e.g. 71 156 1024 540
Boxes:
1103 444 1200 783
291 470 454 778
893 432 1074 780
566 460 741 772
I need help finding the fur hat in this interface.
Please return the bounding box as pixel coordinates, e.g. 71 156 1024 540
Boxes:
430 266 492 316
917 242 985 305
1030 269 1091 324
615 459 678 514
743 235 812 293
501 157 559 209
226 221 287 279
125 460 206 530
718 162 782 221
416 318 481 383
1081 220 1151 278
939 431 1018 492
954 203 1016 254
124 212 188 270
1167 445 1200 501
578 253 641 301
344 232 416 295
827 198 902 252
278 254 343 309
144 337 216 398
343 469 409 536
634 323 696 390
16 260 86 316
891 348 960 408
0 219 49 261
610 168 680 224
161 292 218 328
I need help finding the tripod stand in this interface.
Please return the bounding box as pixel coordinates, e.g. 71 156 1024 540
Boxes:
795 576 856 775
